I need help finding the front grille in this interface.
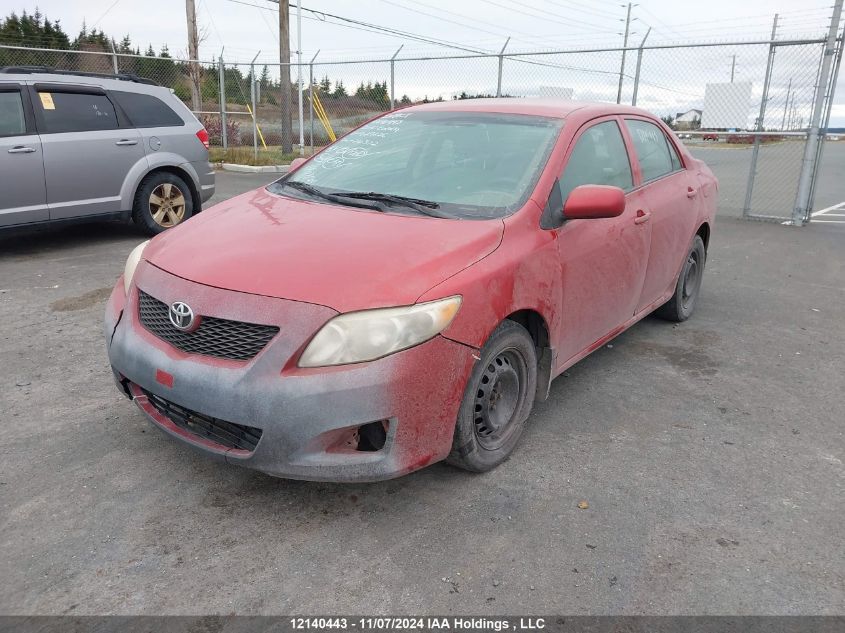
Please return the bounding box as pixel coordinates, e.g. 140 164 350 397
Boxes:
138 290 279 361
142 387 263 452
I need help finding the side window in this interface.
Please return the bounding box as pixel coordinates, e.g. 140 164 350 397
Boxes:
0 91 27 137
559 120 633 203
110 90 183 127
666 135 683 171
626 119 675 182
35 90 118 133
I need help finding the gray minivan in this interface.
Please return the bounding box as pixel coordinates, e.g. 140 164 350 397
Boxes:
0 67 215 235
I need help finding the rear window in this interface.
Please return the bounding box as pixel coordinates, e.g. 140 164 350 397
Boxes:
0 91 26 136
36 90 117 133
110 90 183 127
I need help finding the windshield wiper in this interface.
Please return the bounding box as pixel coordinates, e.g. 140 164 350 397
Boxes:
279 180 386 211
331 191 455 219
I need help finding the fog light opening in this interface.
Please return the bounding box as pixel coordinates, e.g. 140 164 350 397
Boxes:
357 420 388 452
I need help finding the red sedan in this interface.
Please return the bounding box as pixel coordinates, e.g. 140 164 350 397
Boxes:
105 99 717 481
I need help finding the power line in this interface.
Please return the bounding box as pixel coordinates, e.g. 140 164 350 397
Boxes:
377 0 517 39
91 0 124 29
477 0 621 33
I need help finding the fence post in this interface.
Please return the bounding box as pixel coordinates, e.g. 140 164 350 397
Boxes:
390 45 403 109
631 28 651 106
109 39 119 73
809 30 844 213
219 53 228 150
792 0 843 225
250 52 260 161
309 50 319 154
496 38 510 98
743 14 779 217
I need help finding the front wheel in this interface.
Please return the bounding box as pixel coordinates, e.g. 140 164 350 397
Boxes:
133 172 193 235
447 320 537 472
656 235 706 322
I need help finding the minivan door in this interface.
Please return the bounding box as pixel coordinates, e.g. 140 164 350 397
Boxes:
28 84 146 220
0 84 47 226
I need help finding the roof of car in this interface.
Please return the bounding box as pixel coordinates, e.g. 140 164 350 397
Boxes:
406 98 653 119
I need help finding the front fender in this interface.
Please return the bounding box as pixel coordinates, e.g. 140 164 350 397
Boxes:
417 206 561 351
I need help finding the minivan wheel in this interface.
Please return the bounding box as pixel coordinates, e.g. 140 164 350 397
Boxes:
656 235 706 322
133 172 193 235
447 320 537 473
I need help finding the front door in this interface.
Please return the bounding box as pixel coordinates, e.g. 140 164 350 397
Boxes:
29 84 146 220
0 84 47 227
552 118 652 367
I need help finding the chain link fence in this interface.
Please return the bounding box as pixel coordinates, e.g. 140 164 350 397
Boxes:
0 35 841 222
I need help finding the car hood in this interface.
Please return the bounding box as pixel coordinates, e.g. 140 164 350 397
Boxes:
144 187 504 313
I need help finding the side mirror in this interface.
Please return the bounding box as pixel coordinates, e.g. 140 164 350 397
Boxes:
289 157 307 171
563 184 626 220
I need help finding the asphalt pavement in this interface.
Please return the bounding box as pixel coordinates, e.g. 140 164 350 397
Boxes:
1 159 843 615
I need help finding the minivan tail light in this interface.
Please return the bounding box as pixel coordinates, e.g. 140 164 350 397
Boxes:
196 128 210 149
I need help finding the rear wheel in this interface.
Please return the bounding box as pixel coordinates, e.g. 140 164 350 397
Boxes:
447 320 537 472
133 172 193 235
656 235 706 322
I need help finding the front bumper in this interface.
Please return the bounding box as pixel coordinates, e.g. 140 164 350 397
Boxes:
105 263 476 482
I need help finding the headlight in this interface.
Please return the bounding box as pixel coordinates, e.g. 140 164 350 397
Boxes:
123 240 150 294
298 296 462 367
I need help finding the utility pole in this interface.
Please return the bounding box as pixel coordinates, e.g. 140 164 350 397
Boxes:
730 54 736 82
185 0 201 112
296 0 304 156
781 77 792 130
616 3 634 104
279 0 293 154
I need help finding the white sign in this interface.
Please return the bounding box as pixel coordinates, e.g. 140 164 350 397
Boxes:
701 82 753 129
537 86 575 99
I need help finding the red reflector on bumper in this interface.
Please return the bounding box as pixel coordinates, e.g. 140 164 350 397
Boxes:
155 369 174 388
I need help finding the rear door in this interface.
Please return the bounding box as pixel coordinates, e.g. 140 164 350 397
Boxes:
551 117 652 366
28 83 146 220
107 88 190 158
623 117 700 312
0 83 47 226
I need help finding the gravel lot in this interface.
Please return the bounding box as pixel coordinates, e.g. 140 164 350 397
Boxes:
1 155 844 614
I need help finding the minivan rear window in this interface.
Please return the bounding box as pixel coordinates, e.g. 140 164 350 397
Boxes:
110 91 184 128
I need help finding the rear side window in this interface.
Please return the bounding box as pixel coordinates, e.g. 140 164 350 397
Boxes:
110 90 183 127
0 91 26 136
559 120 633 202
626 119 678 182
36 90 117 133
666 136 683 171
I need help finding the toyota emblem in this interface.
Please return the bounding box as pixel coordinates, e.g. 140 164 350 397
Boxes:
168 301 197 331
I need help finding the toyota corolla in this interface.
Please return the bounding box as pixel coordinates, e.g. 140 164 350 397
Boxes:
104 99 717 482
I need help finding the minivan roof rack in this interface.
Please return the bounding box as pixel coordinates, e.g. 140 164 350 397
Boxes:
0 66 160 86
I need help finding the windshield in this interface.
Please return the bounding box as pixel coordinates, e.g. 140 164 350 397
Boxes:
268 111 563 219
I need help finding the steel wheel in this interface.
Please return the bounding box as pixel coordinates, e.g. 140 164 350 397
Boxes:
681 249 702 311
472 348 529 451
149 183 186 228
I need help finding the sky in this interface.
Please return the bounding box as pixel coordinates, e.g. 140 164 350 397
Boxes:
5 0 845 125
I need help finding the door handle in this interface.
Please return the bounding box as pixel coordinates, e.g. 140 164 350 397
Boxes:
634 209 651 225
115 139 138 146
687 187 698 198
8 146 36 154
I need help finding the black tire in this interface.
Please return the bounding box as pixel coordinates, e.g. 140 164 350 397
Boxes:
447 320 537 472
132 171 193 236
656 235 706 322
